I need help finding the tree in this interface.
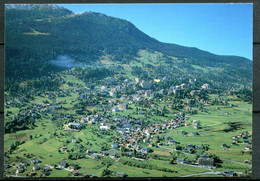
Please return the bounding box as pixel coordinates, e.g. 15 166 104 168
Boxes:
102 169 112 176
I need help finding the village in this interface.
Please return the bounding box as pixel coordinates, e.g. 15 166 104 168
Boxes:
4 71 252 178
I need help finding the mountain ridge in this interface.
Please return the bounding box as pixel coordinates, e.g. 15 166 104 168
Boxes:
5 4 252 90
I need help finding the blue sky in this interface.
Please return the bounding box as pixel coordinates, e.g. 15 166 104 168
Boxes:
56 3 253 60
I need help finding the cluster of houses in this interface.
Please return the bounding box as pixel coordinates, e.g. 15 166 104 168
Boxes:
221 131 251 152
5 158 54 177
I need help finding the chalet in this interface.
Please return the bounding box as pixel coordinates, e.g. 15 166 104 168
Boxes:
90 174 97 178
180 83 190 89
135 78 141 83
124 79 130 84
110 90 117 97
145 90 152 97
68 122 82 130
191 131 199 136
148 142 155 147
32 165 40 171
110 153 118 159
59 161 68 168
189 78 197 83
71 170 79 176
125 151 133 157
116 172 127 178
140 81 151 89
4 164 11 170
100 125 109 131
231 141 237 145
193 124 200 129
81 173 90 178
69 164 79 170
244 145 252 151
80 117 88 123
154 79 161 83
111 143 118 149
80 94 87 100
244 139 250 144
158 89 166 95
101 85 107 91
197 155 214 167
43 167 52 172
190 90 201 96
195 145 204 149
91 153 100 159
168 139 176 144
202 83 211 90
143 138 149 143
222 143 231 150
86 149 93 154
104 78 116 85
185 123 190 126
163 135 170 140
186 144 195 152
222 171 234 177
112 107 118 112
16 168 25 174
28 171 37 177
178 130 186 134
186 99 196 106
100 151 109 156
177 158 189 164
157 143 163 146
31 158 40 164
140 147 150 154
118 103 128 110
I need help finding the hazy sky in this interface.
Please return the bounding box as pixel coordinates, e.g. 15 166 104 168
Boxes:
56 3 253 60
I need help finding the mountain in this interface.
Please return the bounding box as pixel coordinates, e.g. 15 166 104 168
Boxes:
5 4 252 90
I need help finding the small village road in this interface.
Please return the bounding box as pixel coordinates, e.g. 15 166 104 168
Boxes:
179 171 222 177
179 171 243 177
220 158 252 168
5 175 28 178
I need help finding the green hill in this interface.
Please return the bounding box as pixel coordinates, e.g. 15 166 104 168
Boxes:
5 4 252 90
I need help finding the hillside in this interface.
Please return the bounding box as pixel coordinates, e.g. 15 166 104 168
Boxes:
5 4 252 90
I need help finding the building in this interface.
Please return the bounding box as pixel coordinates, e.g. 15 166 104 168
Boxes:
190 90 201 96
101 85 107 91
202 83 211 90
222 171 234 177
145 90 152 97
109 90 117 97
112 107 118 112
140 81 151 89
80 94 87 100
197 155 214 167
135 78 141 83
68 123 82 130
154 79 161 83
189 78 197 83
186 99 196 106
180 83 190 89
118 103 128 110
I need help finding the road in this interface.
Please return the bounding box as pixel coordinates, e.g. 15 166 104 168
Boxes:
180 171 243 177
179 171 222 177
220 158 251 168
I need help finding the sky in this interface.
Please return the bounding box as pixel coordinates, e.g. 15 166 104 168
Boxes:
56 3 253 60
